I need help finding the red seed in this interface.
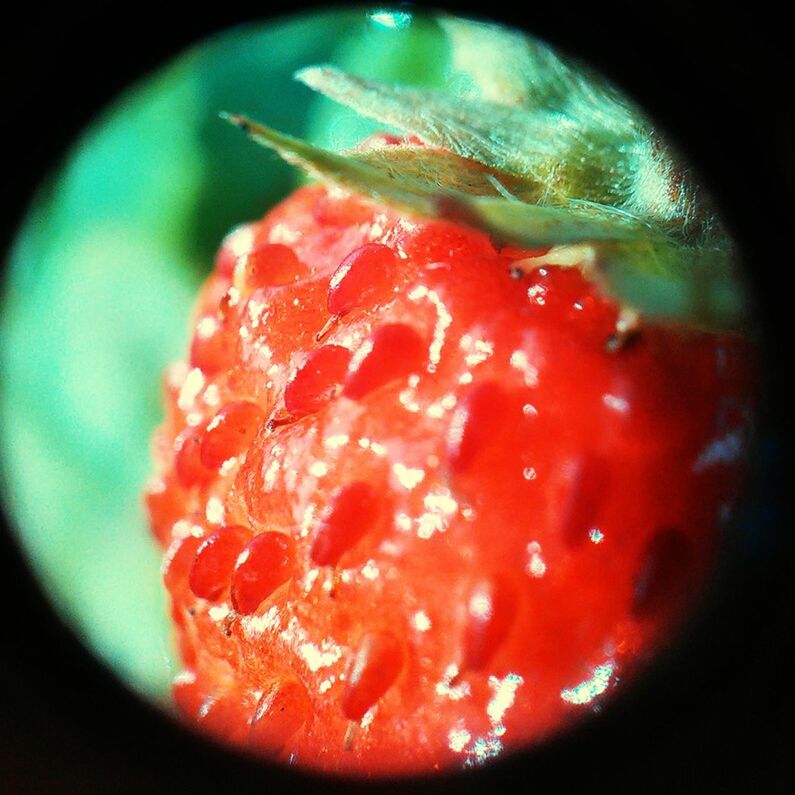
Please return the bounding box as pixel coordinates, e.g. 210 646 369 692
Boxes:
446 381 511 473
144 475 183 546
231 532 295 615
342 631 404 722
632 528 693 619
284 345 352 418
249 677 312 753
236 243 308 291
312 191 375 227
327 243 399 317
162 533 203 591
174 425 213 489
343 323 426 400
310 482 382 567
558 454 609 546
189 314 237 376
172 670 203 720
189 525 253 601
200 401 265 470
462 577 517 671
196 688 255 745
215 223 256 278
397 218 496 264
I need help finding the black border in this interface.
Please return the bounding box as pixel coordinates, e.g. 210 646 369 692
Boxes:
2 3 793 792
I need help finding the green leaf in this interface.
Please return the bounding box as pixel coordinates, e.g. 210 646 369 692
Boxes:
438 14 590 108
293 63 676 224
227 15 746 332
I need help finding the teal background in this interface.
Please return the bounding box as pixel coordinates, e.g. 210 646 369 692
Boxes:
0 8 450 704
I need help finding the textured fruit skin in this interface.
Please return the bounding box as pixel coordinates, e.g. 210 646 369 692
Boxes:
145 183 753 776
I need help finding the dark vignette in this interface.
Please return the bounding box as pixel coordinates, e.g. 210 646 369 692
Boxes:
1 2 792 792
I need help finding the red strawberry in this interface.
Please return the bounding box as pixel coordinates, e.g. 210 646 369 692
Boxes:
144 18 754 778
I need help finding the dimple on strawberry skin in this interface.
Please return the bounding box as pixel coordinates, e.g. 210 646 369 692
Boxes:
144 14 755 778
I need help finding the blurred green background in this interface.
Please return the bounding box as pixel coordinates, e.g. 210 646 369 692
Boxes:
0 8 451 705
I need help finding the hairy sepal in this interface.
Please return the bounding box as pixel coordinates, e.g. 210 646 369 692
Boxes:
223 112 743 331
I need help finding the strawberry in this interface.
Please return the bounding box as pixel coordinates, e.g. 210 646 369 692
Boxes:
144 16 754 777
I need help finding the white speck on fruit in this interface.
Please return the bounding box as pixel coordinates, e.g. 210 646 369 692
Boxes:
203 384 221 406
392 462 425 490
324 433 350 450
369 441 387 456
225 286 241 308
602 393 630 414
205 497 225 525
395 513 412 532
461 506 476 521
527 284 546 306
297 640 343 672
428 290 452 372
269 222 301 245
219 458 237 476
240 605 281 637
281 616 342 672
448 726 472 752
436 665 471 701
361 560 380 580
303 568 320 592
486 673 524 725
462 338 494 368
427 392 457 419
309 461 328 478
246 296 267 327
424 488 458 516
361 707 376 730
208 603 231 622
263 458 281 490
196 315 219 340
510 350 539 387
413 610 432 632
185 411 203 427
300 504 316 536
178 368 205 411
464 735 504 767
526 541 547 578
416 512 445 539
560 660 616 705
172 520 203 540
399 386 421 413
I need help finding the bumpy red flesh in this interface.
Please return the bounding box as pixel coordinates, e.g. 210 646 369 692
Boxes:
147 183 753 776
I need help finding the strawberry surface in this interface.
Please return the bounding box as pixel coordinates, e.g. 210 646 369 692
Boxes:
145 182 752 776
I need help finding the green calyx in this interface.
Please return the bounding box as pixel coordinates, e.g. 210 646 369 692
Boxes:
225 14 746 332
